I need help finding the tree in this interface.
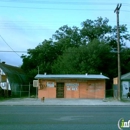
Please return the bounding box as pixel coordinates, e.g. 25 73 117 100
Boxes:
53 25 83 52
52 47 84 74
107 24 130 50
80 17 130 49
52 39 115 77
21 39 57 80
80 17 112 43
120 47 130 74
21 17 130 86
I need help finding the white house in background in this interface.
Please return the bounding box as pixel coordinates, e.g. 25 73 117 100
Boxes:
0 68 11 91
121 73 130 97
113 72 130 98
0 62 28 97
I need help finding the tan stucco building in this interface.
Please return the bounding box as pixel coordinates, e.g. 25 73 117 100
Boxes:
35 74 109 99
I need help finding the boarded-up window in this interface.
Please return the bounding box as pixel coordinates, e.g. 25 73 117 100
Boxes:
65 83 79 91
71 86 78 91
47 82 55 87
67 86 71 90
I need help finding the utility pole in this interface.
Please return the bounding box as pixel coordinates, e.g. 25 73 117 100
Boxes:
114 3 122 100
37 66 39 98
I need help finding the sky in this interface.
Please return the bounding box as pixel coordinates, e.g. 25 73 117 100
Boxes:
0 0 130 67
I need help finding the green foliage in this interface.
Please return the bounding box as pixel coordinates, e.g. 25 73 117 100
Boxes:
21 17 130 89
52 39 115 76
81 17 112 43
21 39 56 80
120 47 130 74
52 47 83 74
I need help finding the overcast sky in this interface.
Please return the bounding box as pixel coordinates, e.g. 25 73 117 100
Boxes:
0 0 130 67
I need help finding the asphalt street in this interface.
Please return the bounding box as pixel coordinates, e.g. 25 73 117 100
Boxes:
0 106 130 130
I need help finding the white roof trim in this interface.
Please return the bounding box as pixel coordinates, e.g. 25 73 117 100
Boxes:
35 74 109 80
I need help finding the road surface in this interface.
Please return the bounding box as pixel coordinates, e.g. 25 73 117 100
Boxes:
0 106 129 130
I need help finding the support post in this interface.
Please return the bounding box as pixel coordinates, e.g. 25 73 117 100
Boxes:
29 82 30 98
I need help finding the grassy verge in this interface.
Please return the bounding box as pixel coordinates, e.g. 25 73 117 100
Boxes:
0 97 10 101
121 98 130 102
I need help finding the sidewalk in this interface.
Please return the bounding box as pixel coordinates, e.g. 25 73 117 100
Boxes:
0 98 130 106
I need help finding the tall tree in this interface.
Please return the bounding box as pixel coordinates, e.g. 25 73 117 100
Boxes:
21 17 130 84
52 39 115 77
120 47 130 74
53 25 83 51
80 17 130 49
21 39 57 80
80 17 112 43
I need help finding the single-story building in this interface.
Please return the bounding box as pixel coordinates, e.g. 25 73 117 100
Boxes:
0 62 28 97
35 73 109 99
113 72 130 98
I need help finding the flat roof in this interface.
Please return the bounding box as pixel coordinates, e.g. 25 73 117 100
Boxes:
121 72 130 81
35 74 109 80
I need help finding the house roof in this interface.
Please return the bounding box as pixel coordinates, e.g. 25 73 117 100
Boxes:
121 72 130 81
35 74 109 80
0 63 28 85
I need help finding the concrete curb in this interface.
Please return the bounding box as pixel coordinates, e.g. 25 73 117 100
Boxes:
0 98 130 106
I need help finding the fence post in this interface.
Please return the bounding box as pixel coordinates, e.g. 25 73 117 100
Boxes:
29 82 30 98
36 87 38 98
6 82 8 98
20 84 22 98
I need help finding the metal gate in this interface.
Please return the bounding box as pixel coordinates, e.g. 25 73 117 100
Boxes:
56 83 64 98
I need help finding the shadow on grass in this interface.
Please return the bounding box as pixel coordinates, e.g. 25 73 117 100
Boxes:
121 98 130 102
0 97 11 101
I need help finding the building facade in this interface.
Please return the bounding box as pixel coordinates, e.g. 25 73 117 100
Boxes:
35 74 109 99
0 62 28 97
113 72 130 98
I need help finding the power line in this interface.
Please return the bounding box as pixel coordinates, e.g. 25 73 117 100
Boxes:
1 20 130 25
0 19 130 23
0 5 130 12
0 35 20 57
0 6 114 10
0 22 130 31
0 0 130 6
0 50 27 53
122 10 130 12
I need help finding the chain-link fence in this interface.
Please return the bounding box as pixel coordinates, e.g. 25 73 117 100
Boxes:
0 83 38 98
1 83 128 100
